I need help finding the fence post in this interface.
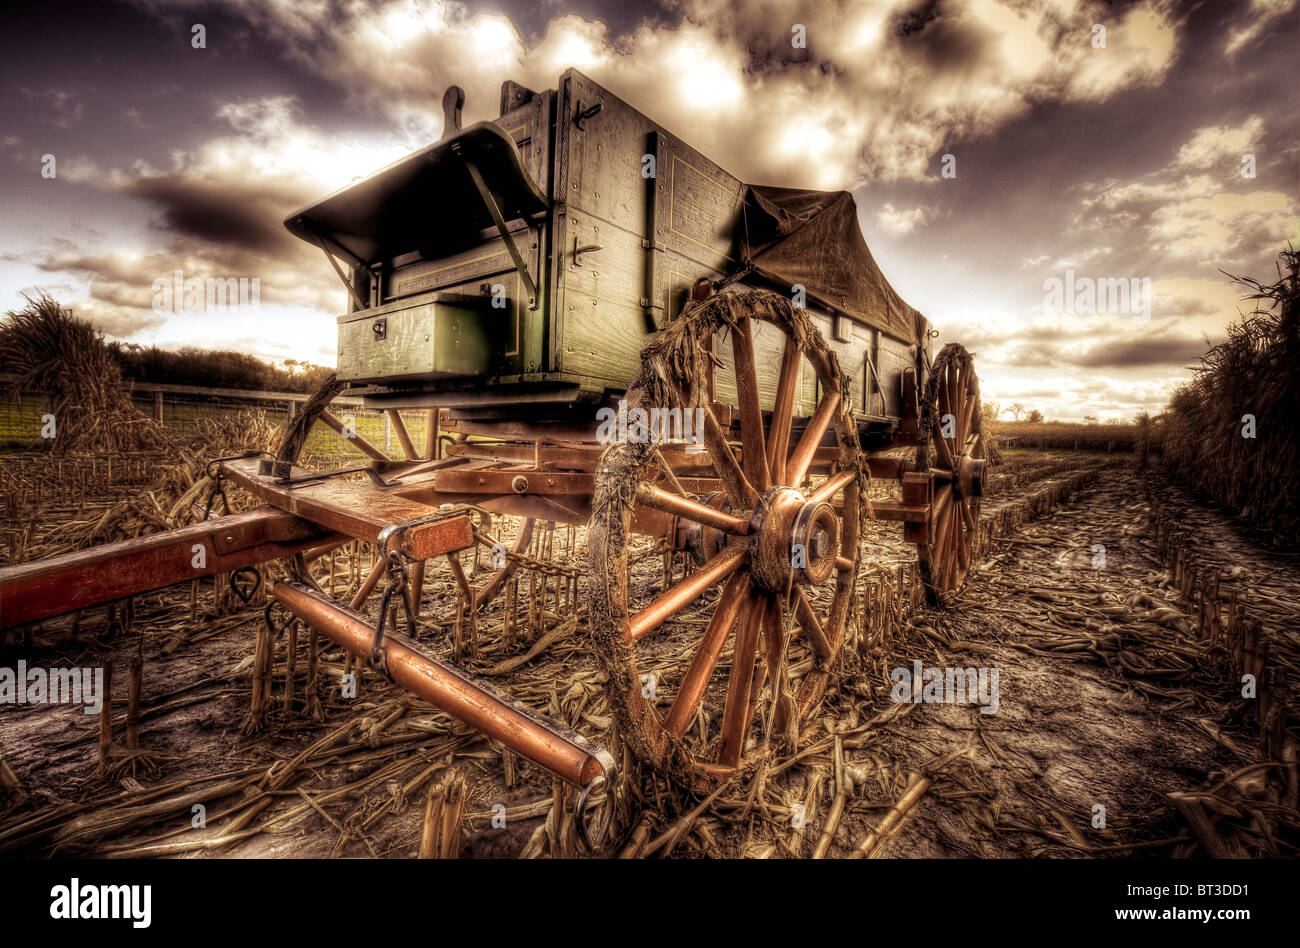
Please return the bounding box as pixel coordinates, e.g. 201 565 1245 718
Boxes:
153 391 164 423
286 400 296 422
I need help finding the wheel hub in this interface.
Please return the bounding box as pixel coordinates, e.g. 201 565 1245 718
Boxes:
681 491 733 565
953 454 986 498
748 487 840 592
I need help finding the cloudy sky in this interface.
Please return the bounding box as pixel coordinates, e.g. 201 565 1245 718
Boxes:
2 0 1295 421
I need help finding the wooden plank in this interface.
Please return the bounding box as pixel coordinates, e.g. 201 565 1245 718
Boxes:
219 457 474 561
0 506 337 628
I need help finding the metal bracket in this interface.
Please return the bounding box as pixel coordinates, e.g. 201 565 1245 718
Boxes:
575 100 602 130
303 226 369 312
572 237 602 267
462 157 539 311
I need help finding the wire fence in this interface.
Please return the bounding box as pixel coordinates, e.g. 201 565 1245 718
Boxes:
0 386 436 468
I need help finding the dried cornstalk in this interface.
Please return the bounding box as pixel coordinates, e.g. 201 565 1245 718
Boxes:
848 772 931 859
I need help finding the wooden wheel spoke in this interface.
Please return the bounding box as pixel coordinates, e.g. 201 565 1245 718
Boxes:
958 379 974 448
785 390 840 487
625 545 748 644
932 418 955 470
767 336 801 483
946 505 961 577
664 573 750 737
718 593 765 767
730 315 770 490
956 515 971 573
697 396 759 508
944 364 959 438
791 586 833 659
932 485 954 573
761 596 794 735
806 469 855 506
634 482 750 535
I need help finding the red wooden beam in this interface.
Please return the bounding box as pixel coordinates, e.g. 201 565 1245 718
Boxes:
0 506 338 628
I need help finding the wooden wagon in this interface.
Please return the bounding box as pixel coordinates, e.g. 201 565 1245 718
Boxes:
0 69 987 845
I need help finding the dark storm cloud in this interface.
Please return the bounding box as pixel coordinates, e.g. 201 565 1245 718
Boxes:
125 176 290 253
896 1 943 37
1071 333 1208 368
895 1 991 74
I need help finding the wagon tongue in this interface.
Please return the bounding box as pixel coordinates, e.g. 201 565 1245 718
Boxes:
270 579 615 848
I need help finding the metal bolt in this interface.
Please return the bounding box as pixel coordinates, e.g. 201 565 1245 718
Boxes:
811 527 832 559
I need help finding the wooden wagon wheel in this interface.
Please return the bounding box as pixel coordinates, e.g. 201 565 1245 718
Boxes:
588 289 866 789
914 343 986 603
271 379 536 614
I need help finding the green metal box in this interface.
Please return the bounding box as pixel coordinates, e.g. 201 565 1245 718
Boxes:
336 295 493 383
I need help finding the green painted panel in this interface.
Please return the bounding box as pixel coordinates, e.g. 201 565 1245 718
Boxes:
337 299 492 383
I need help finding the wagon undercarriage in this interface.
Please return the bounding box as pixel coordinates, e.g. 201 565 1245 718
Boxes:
0 71 995 849
0 288 987 843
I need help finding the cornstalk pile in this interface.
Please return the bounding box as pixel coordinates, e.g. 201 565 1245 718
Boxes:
1143 247 1300 548
0 295 177 457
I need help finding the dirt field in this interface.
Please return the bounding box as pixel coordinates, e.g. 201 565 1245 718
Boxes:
1 451 1297 858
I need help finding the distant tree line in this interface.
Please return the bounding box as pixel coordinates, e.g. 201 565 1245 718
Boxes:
107 342 333 394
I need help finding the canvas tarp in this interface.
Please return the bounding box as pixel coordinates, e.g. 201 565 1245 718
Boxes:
739 185 926 345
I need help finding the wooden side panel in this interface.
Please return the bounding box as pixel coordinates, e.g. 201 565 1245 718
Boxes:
552 71 659 388
559 211 653 386
544 70 913 419
654 133 743 272
494 91 553 198
874 332 913 419
560 73 653 236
